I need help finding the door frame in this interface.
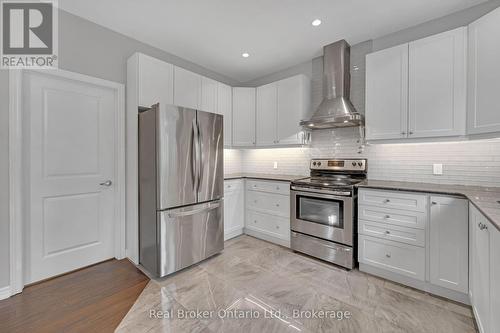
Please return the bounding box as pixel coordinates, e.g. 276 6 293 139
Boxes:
8 69 126 296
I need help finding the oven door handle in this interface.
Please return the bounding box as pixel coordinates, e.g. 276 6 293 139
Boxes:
290 186 351 198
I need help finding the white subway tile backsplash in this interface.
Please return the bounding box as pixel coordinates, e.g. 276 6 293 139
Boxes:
225 129 500 187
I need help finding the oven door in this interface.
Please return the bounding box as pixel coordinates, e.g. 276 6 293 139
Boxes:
290 188 353 246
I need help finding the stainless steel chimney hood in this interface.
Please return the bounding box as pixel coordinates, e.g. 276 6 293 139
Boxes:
300 40 363 129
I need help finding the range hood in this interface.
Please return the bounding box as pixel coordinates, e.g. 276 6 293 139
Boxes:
300 40 363 129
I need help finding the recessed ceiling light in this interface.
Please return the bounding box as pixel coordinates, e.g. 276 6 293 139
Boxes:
242 53 250 58
312 19 322 27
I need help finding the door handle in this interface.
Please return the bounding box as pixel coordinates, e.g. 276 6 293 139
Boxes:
99 180 112 186
192 119 200 192
167 201 220 218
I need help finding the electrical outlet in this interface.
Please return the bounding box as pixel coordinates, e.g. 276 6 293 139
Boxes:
273 161 278 169
433 163 443 175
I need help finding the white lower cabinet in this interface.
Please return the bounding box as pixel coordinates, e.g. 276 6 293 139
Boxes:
470 203 500 333
244 179 290 247
224 180 244 240
358 188 470 304
429 196 469 293
359 234 426 280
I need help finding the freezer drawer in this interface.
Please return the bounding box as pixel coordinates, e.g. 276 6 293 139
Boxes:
153 200 224 277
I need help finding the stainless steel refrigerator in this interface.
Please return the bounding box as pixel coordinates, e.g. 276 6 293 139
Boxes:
138 103 224 277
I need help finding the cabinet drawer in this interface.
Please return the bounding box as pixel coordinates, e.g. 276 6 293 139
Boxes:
246 210 290 240
358 235 425 281
224 179 243 194
246 180 289 195
359 189 427 212
358 205 427 229
359 220 425 247
246 191 289 217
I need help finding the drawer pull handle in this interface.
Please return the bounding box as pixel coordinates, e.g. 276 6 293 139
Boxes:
386 253 391 258
276 204 280 207
276 226 280 229
384 215 390 219
383 199 391 203
385 230 391 235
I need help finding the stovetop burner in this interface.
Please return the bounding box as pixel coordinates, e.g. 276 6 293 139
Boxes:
292 176 364 188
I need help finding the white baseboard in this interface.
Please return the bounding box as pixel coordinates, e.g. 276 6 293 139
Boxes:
0 286 11 300
244 228 290 248
224 228 244 241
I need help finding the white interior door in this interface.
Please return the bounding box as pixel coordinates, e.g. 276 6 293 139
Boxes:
25 71 118 284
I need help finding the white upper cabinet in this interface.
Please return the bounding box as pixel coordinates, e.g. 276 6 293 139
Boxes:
133 53 174 108
173 66 201 109
366 44 408 140
232 87 256 146
365 28 467 141
277 75 311 145
217 83 232 147
256 83 278 146
468 7 500 135
408 27 466 138
201 76 218 113
429 196 468 293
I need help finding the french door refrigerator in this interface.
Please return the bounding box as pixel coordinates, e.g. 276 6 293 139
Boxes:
138 103 224 277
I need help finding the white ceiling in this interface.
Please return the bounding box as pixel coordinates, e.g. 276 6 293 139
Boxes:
60 0 486 83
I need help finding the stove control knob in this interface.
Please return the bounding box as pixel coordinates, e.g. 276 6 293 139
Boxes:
317 162 321 166
352 162 356 167
313 162 317 166
358 162 363 167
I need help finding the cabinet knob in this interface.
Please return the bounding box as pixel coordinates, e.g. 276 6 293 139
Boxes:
254 220 257 224
478 222 488 230
386 253 391 258
385 230 391 235
401 132 406 135
431 201 437 205
384 215 390 219
383 199 390 203
276 226 280 229
276 186 280 190
409 131 414 135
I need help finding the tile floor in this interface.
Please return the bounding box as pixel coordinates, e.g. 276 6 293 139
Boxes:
117 235 477 333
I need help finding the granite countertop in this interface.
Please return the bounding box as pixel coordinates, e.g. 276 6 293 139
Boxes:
356 179 500 231
224 173 307 182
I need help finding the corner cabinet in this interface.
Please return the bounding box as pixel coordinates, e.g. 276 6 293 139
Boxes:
365 27 467 141
467 7 500 135
232 87 256 147
470 204 500 333
256 83 278 146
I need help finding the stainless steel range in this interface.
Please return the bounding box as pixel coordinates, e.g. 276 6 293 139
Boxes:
290 158 367 269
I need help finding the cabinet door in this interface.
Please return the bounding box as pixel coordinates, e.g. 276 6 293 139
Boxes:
429 196 468 293
470 205 490 333
232 87 256 146
173 66 201 109
217 83 232 147
256 83 277 146
224 180 244 240
491 225 500 333
277 75 310 145
408 28 466 138
137 54 174 107
201 76 218 113
468 7 500 135
365 44 408 140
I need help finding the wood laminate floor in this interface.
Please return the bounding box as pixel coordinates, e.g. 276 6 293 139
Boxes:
0 259 149 333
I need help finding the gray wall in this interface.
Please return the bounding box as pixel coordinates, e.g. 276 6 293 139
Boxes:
0 9 240 290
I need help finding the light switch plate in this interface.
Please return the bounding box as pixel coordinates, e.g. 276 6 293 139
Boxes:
433 163 443 175
273 161 278 169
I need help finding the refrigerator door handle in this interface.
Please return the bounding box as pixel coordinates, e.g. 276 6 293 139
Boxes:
191 119 200 193
166 201 221 218
197 119 204 193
